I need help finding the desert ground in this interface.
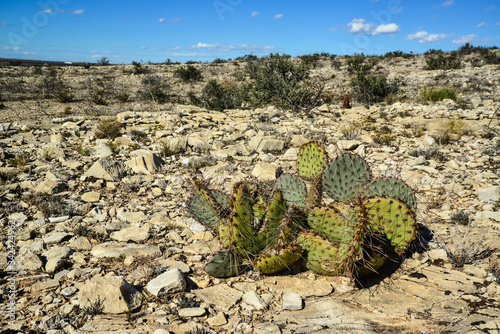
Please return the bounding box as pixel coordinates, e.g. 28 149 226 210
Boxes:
0 50 499 333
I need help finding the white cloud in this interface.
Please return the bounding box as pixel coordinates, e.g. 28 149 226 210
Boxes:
191 42 274 53
442 0 454 7
453 34 477 44
159 18 165 23
41 8 53 14
406 30 448 43
251 11 260 17
273 14 283 19
477 21 486 28
348 18 373 34
169 18 184 23
372 23 400 35
72 9 84 15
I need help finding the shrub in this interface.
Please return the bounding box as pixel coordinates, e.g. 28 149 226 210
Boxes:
200 79 240 111
299 54 321 67
420 86 458 102
175 65 203 82
131 61 148 74
350 72 398 104
242 53 323 112
96 56 110 66
95 118 123 140
424 52 462 70
137 74 170 103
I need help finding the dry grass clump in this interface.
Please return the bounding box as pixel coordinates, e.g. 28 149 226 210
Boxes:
95 118 123 140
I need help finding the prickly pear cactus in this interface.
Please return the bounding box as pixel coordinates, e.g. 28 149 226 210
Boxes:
187 141 419 279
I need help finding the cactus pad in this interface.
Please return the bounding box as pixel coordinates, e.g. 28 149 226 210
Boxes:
322 153 371 202
253 244 303 274
297 142 328 181
276 174 308 208
368 177 417 211
364 196 417 254
187 186 221 229
204 250 242 278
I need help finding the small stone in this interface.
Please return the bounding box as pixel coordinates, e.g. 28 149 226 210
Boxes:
81 191 101 203
117 211 147 223
257 138 284 153
146 268 186 297
61 286 77 297
207 312 227 326
194 284 243 311
337 140 361 151
43 232 72 244
251 162 278 181
242 291 268 310
91 242 161 259
110 224 150 243
282 292 303 310
32 279 59 292
427 248 448 262
178 307 206 317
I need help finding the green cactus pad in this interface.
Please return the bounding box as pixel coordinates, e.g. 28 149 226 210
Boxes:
252 196 266 224
307 207 346 240
187 187 220 229
297 142 328 181
368 177 417 211
322 153 372 203
204 250 242 278
253 244 303 274
364 196 417 254
297 231 345 276
276 174 308 208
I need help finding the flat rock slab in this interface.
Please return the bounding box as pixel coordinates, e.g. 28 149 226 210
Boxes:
78 275 142 314
110 224 150 243
263 277 333 298
91 242 161 259
194 284 244 311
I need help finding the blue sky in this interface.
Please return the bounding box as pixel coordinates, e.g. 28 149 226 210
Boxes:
1 0 499 63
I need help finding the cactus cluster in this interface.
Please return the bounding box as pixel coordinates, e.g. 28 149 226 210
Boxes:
187 141 418 278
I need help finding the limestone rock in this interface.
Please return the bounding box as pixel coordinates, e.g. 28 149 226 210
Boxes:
251 162 278 181
146 268 186 297
282 292 303 310
91 242 161 259
478 186 500 202
78 275 142 313
110 224 150 243
194 284 244 311
125 151 165 174
81 191 101 203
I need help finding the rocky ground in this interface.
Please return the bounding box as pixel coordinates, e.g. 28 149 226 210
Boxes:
0 54 500 333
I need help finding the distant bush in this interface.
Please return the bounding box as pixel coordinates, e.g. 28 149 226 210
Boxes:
299 54 321 67
132 61 148 74
424 52 462 70
200 79 240 111
96 56 110 66
350 72 398 105
242 53 323 112
345 54 379 74
137 74 170 103
95 118 123 140
175 65 203 82
383 50 413 59
420 86 458 102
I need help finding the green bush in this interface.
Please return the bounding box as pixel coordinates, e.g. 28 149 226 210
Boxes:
242 53 322 112
200 79 240 111
420 86 458 102
424 52 462 70
95 118 123 139
350 72 398 104
175 65 203 82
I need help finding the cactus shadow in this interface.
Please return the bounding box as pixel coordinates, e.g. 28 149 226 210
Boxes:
355 224 434 289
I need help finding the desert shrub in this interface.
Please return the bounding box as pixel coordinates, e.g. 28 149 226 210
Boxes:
96 56 110 66
95 118 123 139
175 65 203 82
39 67 73 101
242 53 323 112
299 53 321 67
200 79 240 111
424 52 462 70
345 53 369 74
350 71 398 104
132 61 148 74
137 74 170 103
420 86 458 102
